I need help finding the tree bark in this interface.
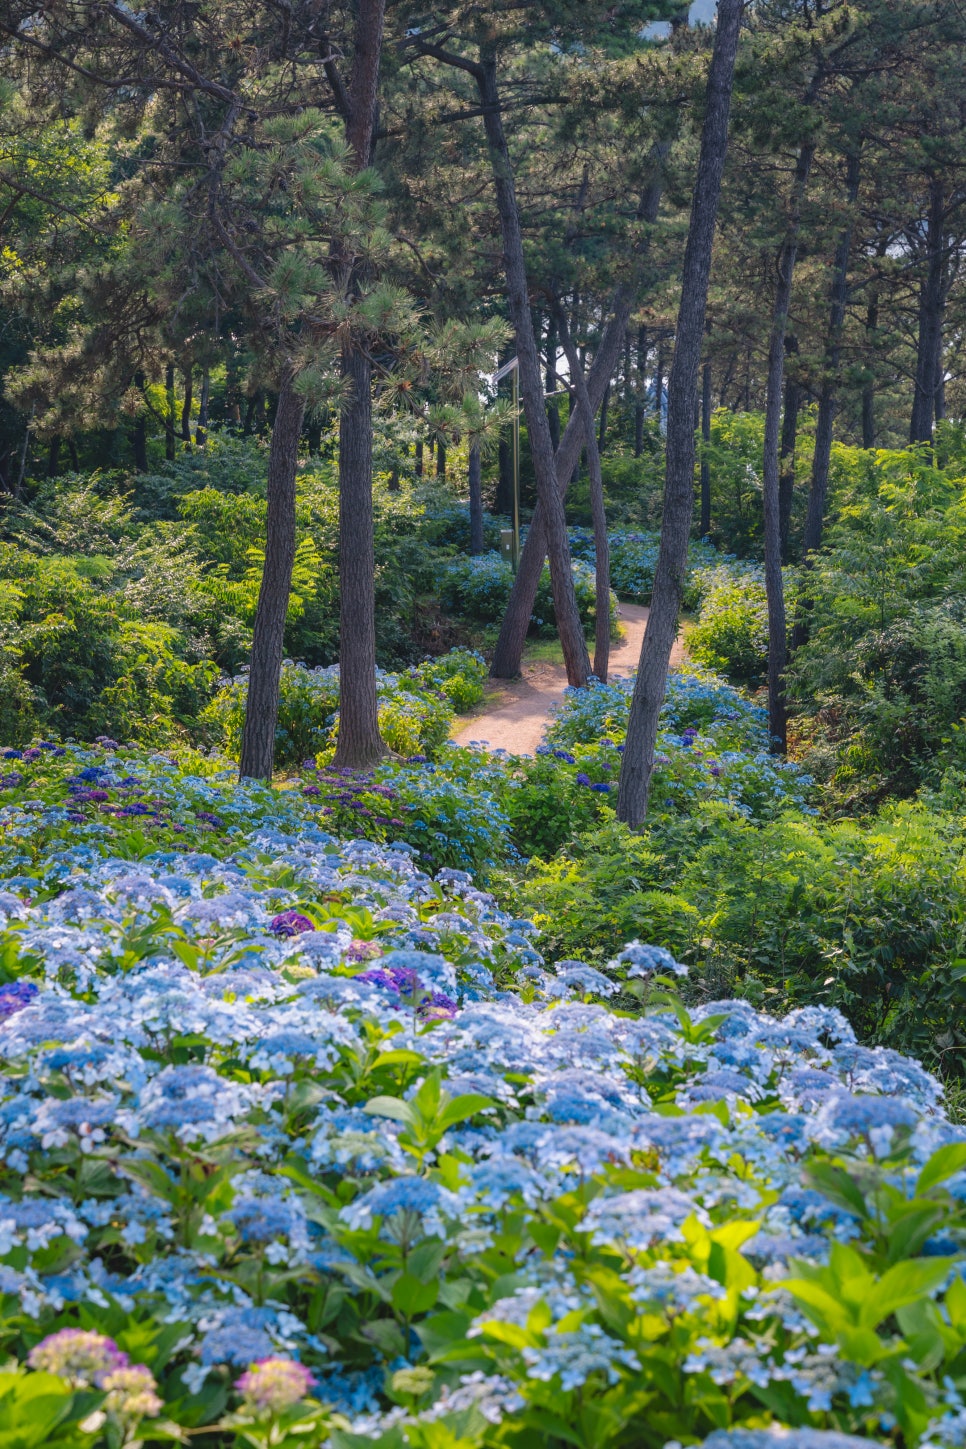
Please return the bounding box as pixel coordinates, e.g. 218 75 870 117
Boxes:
195 368 210 449
468 442 484 555
778 334 799 558
546 313 560 451
332 0 388 769
436 438 446 479
617 0 744 829
558 307 610 681
802 150 860 559
597 380 610 452
477 52 589 686
910 175 945 445
415 438 424 478
699 357 712 536
762 143 813 753
239 377 305 780
131 369 148 472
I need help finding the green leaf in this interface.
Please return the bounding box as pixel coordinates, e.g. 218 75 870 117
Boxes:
364 1095 417 1126
391 1271 439 1316
436 1093 496 1132
859 1257 957 1328
917 1143 966 1194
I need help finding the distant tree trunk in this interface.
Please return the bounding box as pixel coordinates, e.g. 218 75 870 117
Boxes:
307 415 322 455
597 380 611 452
778 334 799 559
332 0 388 770
387 466 400 493
436 438 446 479
546 313 560 451
181 368 193 444
654 339 665 429
195 369 210 449
239 377 305 780
635 325 647 456
617 0 744 829
910 175 945 445
802 150 860 559
165 363 176 461
762 142 813 754
699 357 712 536
415 438 424 478
68 438 80 471
468 443 484 555
489 141 669 679
860 242 887 448
477 49 589 686
243 391 259 437
47 438 60 478
558 307 610 681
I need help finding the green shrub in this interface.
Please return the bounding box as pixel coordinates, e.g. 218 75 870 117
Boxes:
687 562 771 685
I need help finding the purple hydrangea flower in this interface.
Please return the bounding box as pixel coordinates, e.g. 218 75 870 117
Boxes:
269 911 315 938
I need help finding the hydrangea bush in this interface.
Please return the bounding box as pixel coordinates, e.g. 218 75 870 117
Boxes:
0 747 964 1449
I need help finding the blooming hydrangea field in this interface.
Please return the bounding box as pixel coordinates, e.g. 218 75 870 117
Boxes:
0 745 965 1449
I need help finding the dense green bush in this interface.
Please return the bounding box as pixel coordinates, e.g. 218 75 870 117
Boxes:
687 562 771 685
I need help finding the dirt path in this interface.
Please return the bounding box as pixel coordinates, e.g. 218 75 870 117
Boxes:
452 603 687 756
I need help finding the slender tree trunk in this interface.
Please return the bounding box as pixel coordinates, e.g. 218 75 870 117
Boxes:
700 357 712 536
910 175 945 445
243 391 258 437
802 150 860 559
762 143 813 753
307 415 322 455
635 325 647 457
860 243 887 448
180 368 193 445
489 142 669 679
165 363 176 461
477 51 589 686
47 437 60 478
239 378 305 780
195 368 210 449
68 438 80 471
558 308 610 681
436 438 446 479
617 0 744 828
415 438 424 478
468 443 484 555
332 0 388 769
654 339 665 429
778 334 799 559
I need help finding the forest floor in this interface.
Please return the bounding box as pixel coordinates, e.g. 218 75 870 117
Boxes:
452 602 688 755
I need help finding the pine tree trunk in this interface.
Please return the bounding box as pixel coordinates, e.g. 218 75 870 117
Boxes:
436 438 446 479
558 309 610 681
477 52 589 687
415 439 424 478
617 0 744 829
655 340 665 429
597 381 610 453
47 438 60 478
468 443 484 555
332 0 388 770
239 378 305 781
700 357 712 536
802 151 860 559
196 369 210 449
488 145 669 679
546 314 560 451
763 143 813 753
910 176 945 445
333 345 384 768
778 334 799 559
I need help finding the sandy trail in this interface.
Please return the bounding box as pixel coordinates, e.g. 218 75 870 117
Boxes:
451 602 687 756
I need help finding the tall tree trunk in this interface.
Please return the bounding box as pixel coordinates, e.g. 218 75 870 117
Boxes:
195 368 210 449
165 363 176 461
436 438 446 479
699 356 712 536
860 242 887 448
635 325 647 457
239 377 305 780
243 391 259 437
180 368 193 445
489 142 669 679
332 0 388 769
415 438 424 478
307 415 322 455
617 0 744 828
654 339 665 429
802 150 860 559
468 443 484 555
910 175 945 445
477 51 589 686
778 334 799 559
558 308 610 681
763 143 813 754
47 437 60 478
